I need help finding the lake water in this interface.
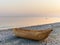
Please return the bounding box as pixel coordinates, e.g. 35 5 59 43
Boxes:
0 16 60 29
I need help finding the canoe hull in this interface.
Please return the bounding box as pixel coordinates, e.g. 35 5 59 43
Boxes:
13 28 52 41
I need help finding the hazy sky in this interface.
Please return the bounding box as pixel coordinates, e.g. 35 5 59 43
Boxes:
0 0 60 16
1 0 60 29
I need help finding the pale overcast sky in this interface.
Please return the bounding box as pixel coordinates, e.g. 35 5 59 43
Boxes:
1 0 60 28
0 0 60 16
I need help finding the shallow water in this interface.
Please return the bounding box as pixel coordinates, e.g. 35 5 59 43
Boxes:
0 16 60 29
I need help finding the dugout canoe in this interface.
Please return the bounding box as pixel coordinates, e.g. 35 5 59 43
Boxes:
13 28 53 41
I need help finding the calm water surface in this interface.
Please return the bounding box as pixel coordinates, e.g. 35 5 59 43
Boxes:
0 16 60 29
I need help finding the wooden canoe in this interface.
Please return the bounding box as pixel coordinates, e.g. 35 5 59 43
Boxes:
13 28 53 41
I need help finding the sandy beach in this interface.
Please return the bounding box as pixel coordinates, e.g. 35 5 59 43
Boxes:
0 22 60 45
